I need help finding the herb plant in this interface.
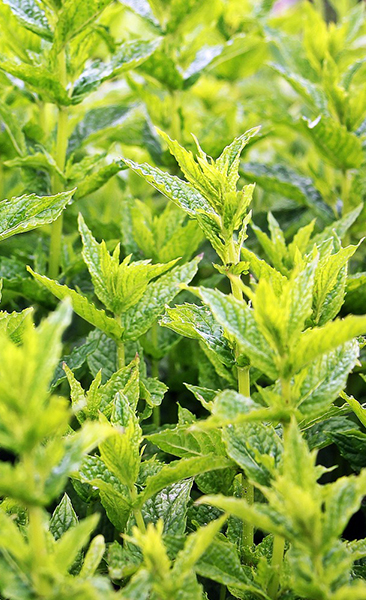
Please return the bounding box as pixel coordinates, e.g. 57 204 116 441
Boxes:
1 1 366 600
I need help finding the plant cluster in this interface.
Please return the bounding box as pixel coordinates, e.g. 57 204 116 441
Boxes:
1 0 366 599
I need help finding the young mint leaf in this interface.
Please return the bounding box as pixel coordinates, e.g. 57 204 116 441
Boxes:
79 534 106 579
312 243 359 325
0 308 33 345
4 152 65 178
121 256 201 341
100 393 142 488
146 424 226 459
73 160 127 199
195 287 278 379
141 480 192 534
54 0 114 48
28 268 124 342
0 61 72 105
78 213 177 316
49 493 78 540
223 423 282 487
161 303 234 367
253 257 318 356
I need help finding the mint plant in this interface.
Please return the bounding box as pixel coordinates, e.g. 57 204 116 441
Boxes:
1 1 366 600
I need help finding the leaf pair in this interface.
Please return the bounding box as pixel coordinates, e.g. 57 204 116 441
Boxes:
123 129 259 263
29 215 200 342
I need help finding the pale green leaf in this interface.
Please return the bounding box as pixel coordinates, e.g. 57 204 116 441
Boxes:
79 535 106 579
4 152 64 178
72 39 161 101
78 213 177 315
242 163 333 222
136 455 233 508
53 514 99 573
293 341 359 417
141 480 192 534
2 0 52 40
0 308 33 345
303 115 363 170
0 99 26 156
173 515 227 576
122 158 215 217
322 472 366 546
291 314 366 375
0 190 74 241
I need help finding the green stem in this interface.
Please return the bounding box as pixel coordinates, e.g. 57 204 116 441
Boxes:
151 320 159 378
28 505 50 595
219 584 226 600
227 240 254 546
49 213 64 279
151 320 161 426
0 159 4 201
170 91 181 142
153 402 161 428
281 377 291 407
117 340 125 370
268 535 285 599
48 49 68 279
130 486 146 533
238 365 250 397
341 169 351 213
341 169 352 246
134 506 146 533
28 506 46 560
241 476 254 548
114 315 125 369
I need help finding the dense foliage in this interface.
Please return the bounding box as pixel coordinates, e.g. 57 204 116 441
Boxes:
1 0 366 598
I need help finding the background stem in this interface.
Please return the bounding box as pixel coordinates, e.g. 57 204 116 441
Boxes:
48 49 68 279
219 584 226 600
151 320 161 426
241 476 254 548
170 91 181 142
268 535 285 599
227 240 254 546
